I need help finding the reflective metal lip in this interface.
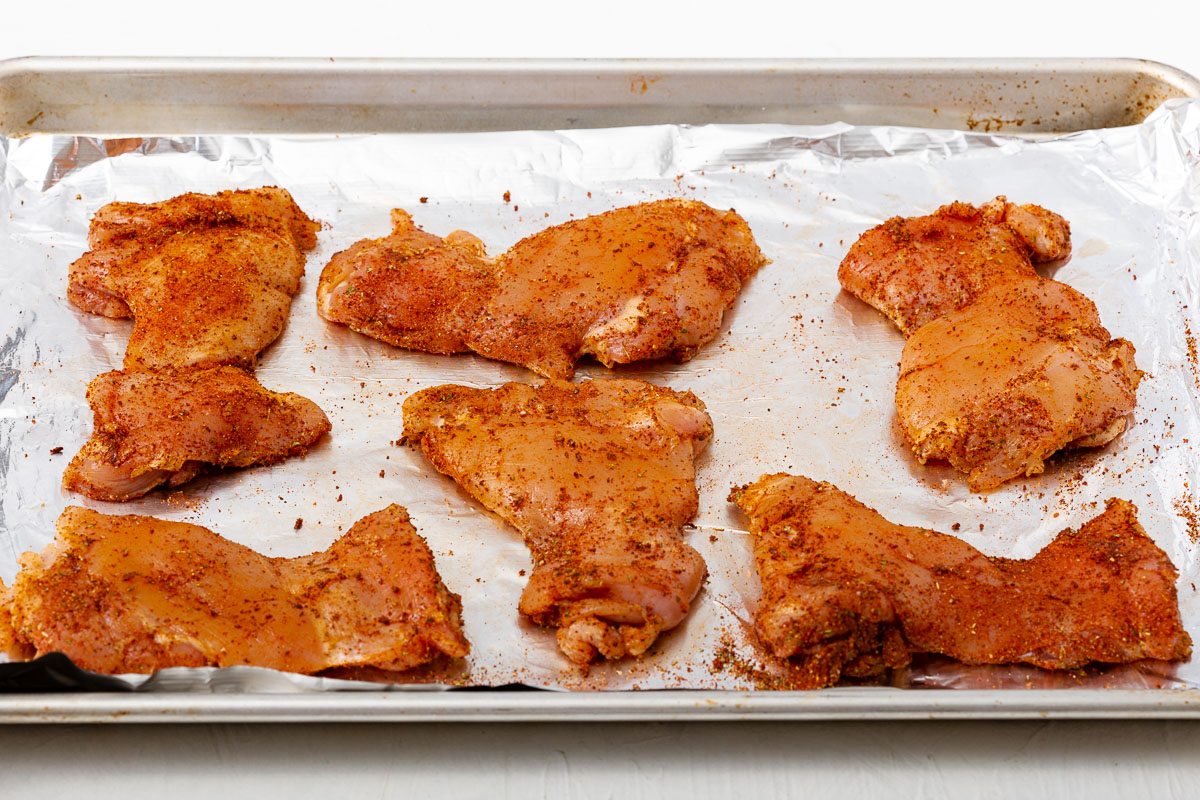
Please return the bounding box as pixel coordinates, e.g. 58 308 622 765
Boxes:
5 688 1200 724
1 57 1196 137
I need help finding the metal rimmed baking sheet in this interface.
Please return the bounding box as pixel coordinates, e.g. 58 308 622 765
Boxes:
2 57 1200 721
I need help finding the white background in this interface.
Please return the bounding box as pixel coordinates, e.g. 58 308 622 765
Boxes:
3 1 1200 797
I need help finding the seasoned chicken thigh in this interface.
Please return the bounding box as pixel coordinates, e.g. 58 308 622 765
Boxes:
839 197 1137 490
68 187 319 370
897 280 1140 490
730 474 1191 689
62 366 331 501
0 505 469 675
838 197 1070 335
403 379 711 664
319 199 766 379
316 209 492 354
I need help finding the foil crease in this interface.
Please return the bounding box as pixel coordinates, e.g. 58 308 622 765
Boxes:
2 100 1200 693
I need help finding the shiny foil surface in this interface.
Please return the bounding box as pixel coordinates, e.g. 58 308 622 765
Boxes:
2 100 1200 692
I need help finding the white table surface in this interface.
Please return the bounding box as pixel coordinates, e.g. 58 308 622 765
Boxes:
4 2 1200 796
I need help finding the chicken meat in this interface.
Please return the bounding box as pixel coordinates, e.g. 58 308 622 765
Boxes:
838 197 1138 490
68 187 320 370
318 199 766 379
402 379 712 664
729 473 1191 689
897 280 1140 491
315 209 492 355
62 366 331 501
838 197 1071 335
0 505 469 675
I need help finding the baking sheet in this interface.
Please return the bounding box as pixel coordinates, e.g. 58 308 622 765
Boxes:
2 99 1200 693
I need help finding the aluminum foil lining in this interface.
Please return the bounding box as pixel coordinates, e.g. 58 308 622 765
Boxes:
2 100 1200 692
